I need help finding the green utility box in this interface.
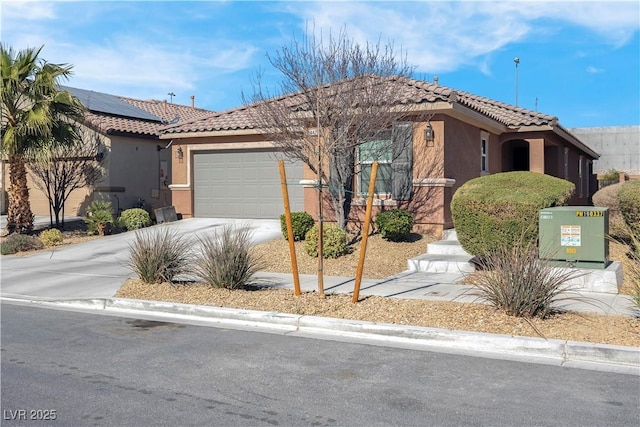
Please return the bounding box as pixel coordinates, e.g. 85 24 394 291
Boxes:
538 206 609 269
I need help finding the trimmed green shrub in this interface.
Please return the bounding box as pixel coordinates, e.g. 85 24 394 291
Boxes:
280 211 315 241
125 228 192 284
193 224 261 289
618 180 640 236
304 224 352 258
592 182 627 238
119 208 152 231
39 228 64 246
375 209 413 241
84 200 114 235
451 172 575 257
466 238 581 318
1 234 44 255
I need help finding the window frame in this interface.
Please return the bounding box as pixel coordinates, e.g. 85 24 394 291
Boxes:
480 131 489 174
357 130 393 195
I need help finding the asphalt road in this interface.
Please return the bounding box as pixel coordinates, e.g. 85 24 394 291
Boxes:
2 303 639 427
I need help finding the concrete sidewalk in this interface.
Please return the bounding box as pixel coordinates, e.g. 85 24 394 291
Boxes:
251 270 640 318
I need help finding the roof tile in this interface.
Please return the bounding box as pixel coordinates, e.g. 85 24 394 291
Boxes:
162 76 558 135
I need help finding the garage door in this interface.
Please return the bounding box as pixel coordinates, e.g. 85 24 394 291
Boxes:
193 150 304 218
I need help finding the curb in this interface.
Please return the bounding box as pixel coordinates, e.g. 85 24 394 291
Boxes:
3 296 639 372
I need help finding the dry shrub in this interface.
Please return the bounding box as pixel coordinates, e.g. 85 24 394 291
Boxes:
193 224 261 289
466 240 581 318
592 182 627 238
126 228 192 284
1 234 43 255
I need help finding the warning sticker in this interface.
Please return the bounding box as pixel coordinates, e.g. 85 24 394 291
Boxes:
561 225 581 247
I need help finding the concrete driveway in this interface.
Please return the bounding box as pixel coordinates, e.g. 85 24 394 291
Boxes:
1 218 282 300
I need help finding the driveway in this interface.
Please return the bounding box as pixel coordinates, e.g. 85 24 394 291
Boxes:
0 218 282 300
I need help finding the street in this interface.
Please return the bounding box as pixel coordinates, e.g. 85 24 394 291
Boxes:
1 303 638 426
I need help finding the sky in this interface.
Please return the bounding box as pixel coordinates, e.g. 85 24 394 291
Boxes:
1 0 639 129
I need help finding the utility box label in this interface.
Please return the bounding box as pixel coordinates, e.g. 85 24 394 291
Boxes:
560 225 581 247
576 210 604 217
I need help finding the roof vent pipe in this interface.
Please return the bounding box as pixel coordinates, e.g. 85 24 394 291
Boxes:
434 76 439 85
191 95 195 109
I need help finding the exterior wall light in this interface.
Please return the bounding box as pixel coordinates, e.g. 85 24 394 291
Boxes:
425 123 434 147
175 146 184 160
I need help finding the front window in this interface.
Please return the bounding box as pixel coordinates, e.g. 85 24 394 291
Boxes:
358 132 392 194
480 132 489 173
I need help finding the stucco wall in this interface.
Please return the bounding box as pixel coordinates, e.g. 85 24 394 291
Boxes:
98 135 172 216
570 126 640 177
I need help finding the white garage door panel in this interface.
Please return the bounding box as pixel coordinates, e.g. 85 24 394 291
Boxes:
194 150 304 218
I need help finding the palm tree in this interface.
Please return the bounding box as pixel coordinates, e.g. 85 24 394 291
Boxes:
1 44 84 234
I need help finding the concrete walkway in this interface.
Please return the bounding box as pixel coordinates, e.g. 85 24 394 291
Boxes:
1 217 639 373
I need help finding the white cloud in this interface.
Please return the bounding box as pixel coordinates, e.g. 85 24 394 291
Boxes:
586 65 604 74
287 1 639 74
1 0 56 21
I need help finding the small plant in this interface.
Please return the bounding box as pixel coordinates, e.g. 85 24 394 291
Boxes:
599 169 621 183
84 200 114 236
375 209 413 242
1 234 44 255
280 211 315 241
119 208 152 231
466 239 580 318
193 224 261 289
39 228 64 246
304 224 352 258
125 228 192 284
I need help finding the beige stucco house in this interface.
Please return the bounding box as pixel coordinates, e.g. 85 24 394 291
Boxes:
159 76 599 236
0 87 213 217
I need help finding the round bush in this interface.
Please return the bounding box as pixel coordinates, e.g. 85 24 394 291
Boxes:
304 224 351 258
280 211 315 241
375 209 413 241
592 182 627 238
451 171 575 257
39 228 64 246
619 180 640 236
119 208 152 231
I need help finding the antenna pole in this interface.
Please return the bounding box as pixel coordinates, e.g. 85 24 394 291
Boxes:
514 58 520 107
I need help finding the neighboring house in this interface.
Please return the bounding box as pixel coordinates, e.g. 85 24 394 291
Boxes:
160 76 600 237
0 87 214 217
569 126 640 181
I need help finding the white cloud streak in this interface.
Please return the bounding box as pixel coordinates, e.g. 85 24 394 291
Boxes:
288 1 640 73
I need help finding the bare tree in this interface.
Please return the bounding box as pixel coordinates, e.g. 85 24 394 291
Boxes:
27 127 106 229
245 26 424 230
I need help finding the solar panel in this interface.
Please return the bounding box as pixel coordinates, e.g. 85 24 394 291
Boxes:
60 85 162 122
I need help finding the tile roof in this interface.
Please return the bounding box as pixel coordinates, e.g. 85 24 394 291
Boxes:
79 93 214 137
161 75 558 135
